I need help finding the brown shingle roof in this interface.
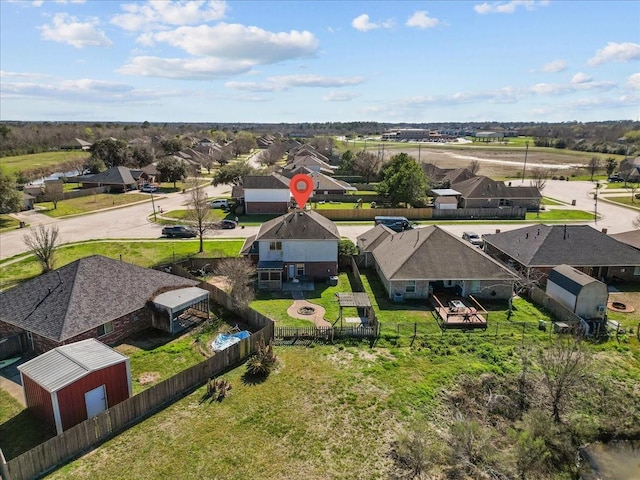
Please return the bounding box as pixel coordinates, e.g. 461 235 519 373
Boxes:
255 210 339 241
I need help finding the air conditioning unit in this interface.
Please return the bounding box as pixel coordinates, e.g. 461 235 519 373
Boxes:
596 305 606 313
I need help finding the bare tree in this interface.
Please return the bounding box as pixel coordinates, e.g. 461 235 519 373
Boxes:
587 156 601 181
529 168 549 192
633 214 640 229
537 339 591 424
213 257 256 310
259 143 286 167
24 225 60 273
185 181 212 253
631 182 639 204
468 159 480 175
353 150 382 182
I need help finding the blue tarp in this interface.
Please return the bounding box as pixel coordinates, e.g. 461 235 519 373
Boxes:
211 331 250 351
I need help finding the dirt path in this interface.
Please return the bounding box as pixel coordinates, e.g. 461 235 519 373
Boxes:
286 300 331 328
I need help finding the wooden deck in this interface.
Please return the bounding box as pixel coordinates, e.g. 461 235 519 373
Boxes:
430 294 488 331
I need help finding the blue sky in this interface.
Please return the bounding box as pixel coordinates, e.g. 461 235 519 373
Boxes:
1 0 639 123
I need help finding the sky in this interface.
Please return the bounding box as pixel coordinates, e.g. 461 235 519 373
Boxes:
1 0 639 124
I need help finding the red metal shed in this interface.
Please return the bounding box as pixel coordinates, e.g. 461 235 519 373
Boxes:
18 338 131 434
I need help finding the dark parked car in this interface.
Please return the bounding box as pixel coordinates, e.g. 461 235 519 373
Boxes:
161 225 197 238
212 219 237 230
608 174 624 183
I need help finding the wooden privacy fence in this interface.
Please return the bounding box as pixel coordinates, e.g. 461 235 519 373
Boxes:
317 208 433 221
0 263 274 480
36 186 109 203
528 286 581 326
431 207 526 220
274 325 378 343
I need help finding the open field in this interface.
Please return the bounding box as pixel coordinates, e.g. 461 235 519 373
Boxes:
0 151 89 176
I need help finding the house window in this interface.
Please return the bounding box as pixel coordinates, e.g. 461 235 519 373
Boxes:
269 241 282 251
468 280 481 293
259 272 270 281
405 281 416 293
296 264 305 277
97 321 114 337
634 267 640 276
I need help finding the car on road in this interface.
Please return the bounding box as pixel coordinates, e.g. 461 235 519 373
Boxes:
161 225 197 238
140 184 158 193
211 219 237 230
608 174 624 183
209 199 229 209
462 231 483 247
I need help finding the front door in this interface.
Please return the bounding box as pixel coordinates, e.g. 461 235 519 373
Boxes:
288 264 295 280
85 385 107 418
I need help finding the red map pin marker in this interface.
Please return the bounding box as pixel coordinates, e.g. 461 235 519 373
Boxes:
290 173 314 209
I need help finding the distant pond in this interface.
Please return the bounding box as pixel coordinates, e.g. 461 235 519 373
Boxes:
580 440 640 479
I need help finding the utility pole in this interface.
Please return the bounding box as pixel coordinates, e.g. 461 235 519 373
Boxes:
521 141 529 184
594 188 598 224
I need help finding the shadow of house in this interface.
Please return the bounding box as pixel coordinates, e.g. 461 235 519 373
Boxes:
0 255 203 354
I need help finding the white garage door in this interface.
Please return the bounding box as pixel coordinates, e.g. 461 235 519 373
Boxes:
85 385 107 418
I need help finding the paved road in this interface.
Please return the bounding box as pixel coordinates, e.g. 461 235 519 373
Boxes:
1 180 636 262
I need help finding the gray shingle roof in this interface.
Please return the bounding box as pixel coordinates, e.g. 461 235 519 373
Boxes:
73 166 136 186
371 226 516 281
255 210 339 241
483 224 640 267
0 255 198 342
611 230 640 251
452 176 541 200
356 224 395 253
242 174 290 189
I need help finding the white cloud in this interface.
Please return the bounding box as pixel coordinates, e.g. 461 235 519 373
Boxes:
351 14 394 32
540 59 567 73
587 42 640 67
474 1 549 15
0 77 168 103
627 73 640 90
0 70 50 79
352 14 379 32
112 0 227 31
572 72 592 84
226 74 365 92
145 24 318 62
39 13 112 48
323 91 358 102
406 11 439 29
118 56 255 79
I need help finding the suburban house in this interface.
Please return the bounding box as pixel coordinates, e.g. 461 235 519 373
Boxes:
422 164 475 186
452 176 541 210
18 338 132 434
0 255 206 354
356 224 395 267
282 155 335 175
289 144 330 163
283 167 356 195
237 173 292 214
546 265 608 321
482 224 640 283
241 210 340 290
357 225 516 300
611 229 640 251
71 166 138 192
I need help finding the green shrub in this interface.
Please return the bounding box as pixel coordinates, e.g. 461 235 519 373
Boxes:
245 336 278 377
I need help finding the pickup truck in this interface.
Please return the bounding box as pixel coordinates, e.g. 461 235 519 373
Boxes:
161 225 197 238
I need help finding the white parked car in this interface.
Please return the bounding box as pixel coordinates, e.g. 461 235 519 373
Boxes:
140 184 158 193
210 199 229 209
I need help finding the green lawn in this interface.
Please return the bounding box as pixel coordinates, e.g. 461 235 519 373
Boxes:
0 239 244 290
0 214 20 232
0 151 90 176
540 197 564 206
602 195 640 208
37 193 150 217
525 209 595 221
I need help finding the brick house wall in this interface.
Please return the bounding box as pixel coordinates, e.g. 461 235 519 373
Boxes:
0 307 154 355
